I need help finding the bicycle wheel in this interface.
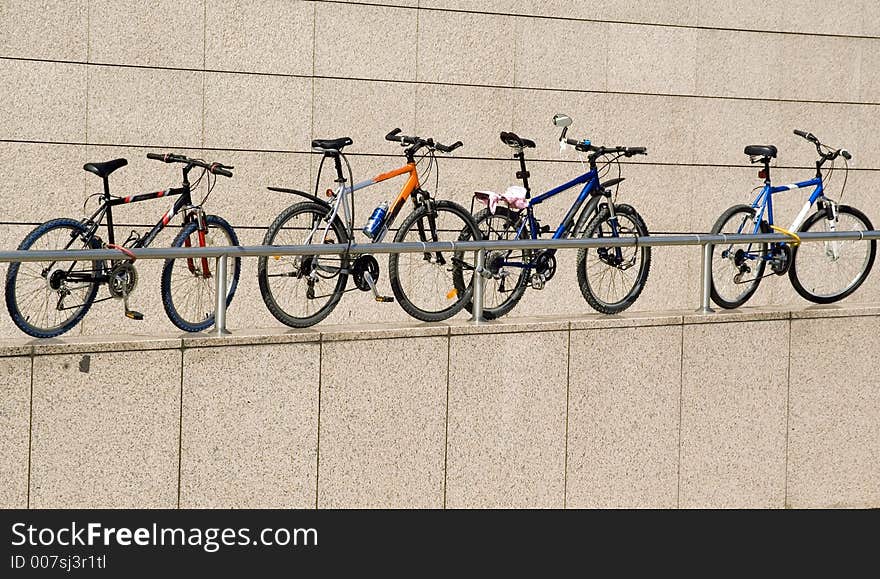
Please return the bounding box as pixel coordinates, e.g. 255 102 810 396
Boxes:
454 206 531 320
789 205 876 303
4 218 101 338
389 199 481 322
257 202 349 328
161 215 241 332
576 203 651 314
709 204 767 309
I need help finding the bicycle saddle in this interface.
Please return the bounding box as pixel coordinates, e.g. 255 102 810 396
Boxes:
500 132 536 149
744 145 777 159
83 158 128 179
312 137 353 152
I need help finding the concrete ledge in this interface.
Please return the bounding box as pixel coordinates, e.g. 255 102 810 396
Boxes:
2 303 878 508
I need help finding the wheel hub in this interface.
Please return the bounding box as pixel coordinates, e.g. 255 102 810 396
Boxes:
48 269 66 291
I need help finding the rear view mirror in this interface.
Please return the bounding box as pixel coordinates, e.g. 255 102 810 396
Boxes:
553 114 572 128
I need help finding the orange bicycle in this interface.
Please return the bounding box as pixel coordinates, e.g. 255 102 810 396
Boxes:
257 129 480 327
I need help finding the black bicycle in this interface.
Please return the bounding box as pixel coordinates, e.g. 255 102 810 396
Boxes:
5 153 240 338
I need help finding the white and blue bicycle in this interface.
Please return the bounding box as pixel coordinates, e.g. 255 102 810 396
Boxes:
710 130 876 308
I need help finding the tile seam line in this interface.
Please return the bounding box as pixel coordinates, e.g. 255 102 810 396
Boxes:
3 57 879 108
783 317 792 508
176 347 184 508
676 322 684 508
311 0 880 41
442 324 450 509
4 140 880 173
26 352 34 509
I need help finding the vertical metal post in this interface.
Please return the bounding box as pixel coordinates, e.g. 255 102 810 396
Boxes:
697 242 715 314
470 249 486 323
214 254 230 335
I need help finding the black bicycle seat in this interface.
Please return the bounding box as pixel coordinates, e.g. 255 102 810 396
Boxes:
83 158 128 179
744 145 777 159
312 137 353 152
500 132 536 149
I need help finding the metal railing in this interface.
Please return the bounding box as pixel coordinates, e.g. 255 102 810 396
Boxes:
1 229 878 336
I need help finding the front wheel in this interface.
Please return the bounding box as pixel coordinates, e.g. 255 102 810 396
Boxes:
789 204 876 303
161 215 241 332
576 203 651 314
5 218 101 338
389 199 481 322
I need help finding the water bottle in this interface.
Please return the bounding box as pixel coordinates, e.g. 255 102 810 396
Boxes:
363 200 389 239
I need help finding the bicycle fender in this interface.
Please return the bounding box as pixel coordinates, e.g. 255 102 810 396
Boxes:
267 187 331 210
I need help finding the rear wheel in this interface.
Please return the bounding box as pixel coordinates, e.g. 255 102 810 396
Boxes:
576 204 651 314
389 200 481 322
161 215 240 332
709 204 766 309
257 202 349 328
789 204 876 303
4 218 101 338
454 206 530 320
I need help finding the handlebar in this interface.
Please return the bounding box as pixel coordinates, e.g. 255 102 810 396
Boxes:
565 139 647 157
793 130 851 162
147 152 234 177
385 128 462 154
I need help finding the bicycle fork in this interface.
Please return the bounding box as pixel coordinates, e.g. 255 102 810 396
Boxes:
184 209 212 279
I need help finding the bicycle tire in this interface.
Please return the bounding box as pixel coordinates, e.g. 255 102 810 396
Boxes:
455 206 531 320
576 203 651 314
161 214 241 332
257 202 350 328
789 204 876 303
388 199 481 322
709 204 767 309
5 218 101 338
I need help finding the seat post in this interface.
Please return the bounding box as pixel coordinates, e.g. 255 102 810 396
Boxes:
763 158 771 184
102 176 116 245
330 153 345 183
515 150 531 198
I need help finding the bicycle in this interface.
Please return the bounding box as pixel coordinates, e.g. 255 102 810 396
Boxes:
453 113 652 320
5 153 241 338
710 130 876 308
257 129 481 327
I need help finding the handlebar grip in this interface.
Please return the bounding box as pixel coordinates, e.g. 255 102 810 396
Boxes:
794 129 809 138
436 141 463 153
627 147 647 155
385 128 402 142
841 149 852 160
213 167 233 178
147 152 171 162
565 138 580 146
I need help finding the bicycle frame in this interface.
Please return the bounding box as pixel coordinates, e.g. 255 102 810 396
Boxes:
69 181 207 284
334 162 421 242
748 176 825 235
525 169 604 240
495 167 610 270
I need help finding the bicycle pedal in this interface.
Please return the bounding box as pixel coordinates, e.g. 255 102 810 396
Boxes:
375 296 395 303
125 310 144 320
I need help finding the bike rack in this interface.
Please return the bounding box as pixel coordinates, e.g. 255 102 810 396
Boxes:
1 229 879 336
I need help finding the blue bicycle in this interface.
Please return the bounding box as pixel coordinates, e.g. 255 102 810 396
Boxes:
454 114 651 319
710 130 876 308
